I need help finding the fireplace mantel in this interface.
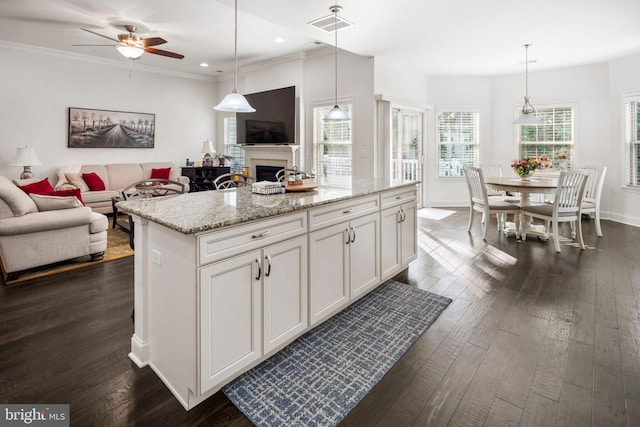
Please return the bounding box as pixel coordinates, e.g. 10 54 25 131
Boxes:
241 144 300 178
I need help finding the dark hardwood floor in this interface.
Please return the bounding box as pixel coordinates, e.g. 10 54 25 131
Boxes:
1 209 639 426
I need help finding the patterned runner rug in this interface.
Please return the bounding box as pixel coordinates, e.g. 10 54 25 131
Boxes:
223 279 452 426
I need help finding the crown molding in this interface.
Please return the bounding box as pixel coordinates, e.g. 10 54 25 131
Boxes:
0 40 216 82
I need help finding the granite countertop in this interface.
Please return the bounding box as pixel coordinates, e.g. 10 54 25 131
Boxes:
116 179 418 234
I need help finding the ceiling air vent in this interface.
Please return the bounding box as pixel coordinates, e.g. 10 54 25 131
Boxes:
308 11 353 32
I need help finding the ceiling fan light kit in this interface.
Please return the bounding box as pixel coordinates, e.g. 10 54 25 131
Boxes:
116 45 144 59
323 4 349 122
215 0 256 113
514 43 542 125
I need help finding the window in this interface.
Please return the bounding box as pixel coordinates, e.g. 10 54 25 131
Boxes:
437 109 479 177
518 105 574 169
313 102 353 188
623 95 640 188
223 116 244 173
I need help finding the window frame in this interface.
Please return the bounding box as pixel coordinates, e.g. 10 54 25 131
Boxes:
515 102 575 170
622 94 640 191
435 107 480 179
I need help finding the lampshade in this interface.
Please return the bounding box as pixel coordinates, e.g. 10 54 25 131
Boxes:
201 140 216 154
324 105 350 121
323 5 349 122
513 44 542 125
116 45 145 59
215 91 256 113
214 0 256 113
9 146 43 180
9 146 42 167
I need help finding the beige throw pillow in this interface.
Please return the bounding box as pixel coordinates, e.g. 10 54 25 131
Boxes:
29 194 82 211
0 181 38 216
65 173 90 192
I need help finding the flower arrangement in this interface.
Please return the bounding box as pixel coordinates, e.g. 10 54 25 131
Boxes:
552 147 570 159
511 157 541 177
214 153 233 166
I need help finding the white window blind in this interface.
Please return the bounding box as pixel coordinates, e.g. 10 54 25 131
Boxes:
623 95 640 188
313 103 353 188
518 105 574 169
437 109 479 177
224 116 244 172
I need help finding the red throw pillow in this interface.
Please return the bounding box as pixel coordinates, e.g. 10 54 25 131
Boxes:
19 177 55 195
82 172 106 191
150 167 171 180
50 189 85 206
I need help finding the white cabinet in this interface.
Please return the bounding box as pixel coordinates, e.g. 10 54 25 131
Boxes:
198 213 308 395
381 188 417 280
309 210 380 326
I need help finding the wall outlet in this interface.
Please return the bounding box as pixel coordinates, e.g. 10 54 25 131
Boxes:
152 249 162 266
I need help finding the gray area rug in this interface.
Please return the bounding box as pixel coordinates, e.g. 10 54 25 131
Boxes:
223 279 452 426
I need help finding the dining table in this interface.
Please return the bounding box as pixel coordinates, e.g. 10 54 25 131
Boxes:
484 176 558 240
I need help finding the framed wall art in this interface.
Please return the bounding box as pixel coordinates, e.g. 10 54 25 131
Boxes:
68 107 155 148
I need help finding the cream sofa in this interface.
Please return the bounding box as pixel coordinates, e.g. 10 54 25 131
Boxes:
54 162 189 214
0 175 108 280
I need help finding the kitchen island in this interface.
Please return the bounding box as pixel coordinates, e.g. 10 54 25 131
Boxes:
117 179 418 410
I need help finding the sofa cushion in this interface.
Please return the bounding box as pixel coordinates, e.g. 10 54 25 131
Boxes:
151 167 171 180
82 172 106 191
18 177 55 195
78 165 110 190
30 194 83 211
65 173 91 192
80 190 120 205
50 189 85 205
0 179 38 217
104 163 143 191
90 211 108 233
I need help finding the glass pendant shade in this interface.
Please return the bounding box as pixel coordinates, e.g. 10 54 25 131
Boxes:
513 110 542 125
324 105 349 121
116 46 144 59
215 91 255 113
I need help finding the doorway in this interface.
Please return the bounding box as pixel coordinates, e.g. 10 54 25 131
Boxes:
391 106 424 206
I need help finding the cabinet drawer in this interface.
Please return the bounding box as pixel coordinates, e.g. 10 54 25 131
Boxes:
198 212 307 265
380 186 417 209
308 195 380 232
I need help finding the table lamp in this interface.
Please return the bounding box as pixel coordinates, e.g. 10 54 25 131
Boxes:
9 146 43 179
201 140 215 167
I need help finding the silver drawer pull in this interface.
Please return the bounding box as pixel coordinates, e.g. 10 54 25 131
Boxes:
251 230 270 239
342 208 353 214
396 196 402 200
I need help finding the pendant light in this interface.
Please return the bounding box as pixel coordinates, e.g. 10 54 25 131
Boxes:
215 0 255 113
323 5 349 121
513 44 541 125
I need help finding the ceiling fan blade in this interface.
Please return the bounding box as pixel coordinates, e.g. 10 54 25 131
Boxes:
81 28 120 43
140 37 167 47
72 44 115 47
145 47 184 59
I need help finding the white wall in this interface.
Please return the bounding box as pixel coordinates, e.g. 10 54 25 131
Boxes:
0 42 216 184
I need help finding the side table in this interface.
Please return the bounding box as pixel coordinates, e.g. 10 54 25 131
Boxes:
111 195 131 232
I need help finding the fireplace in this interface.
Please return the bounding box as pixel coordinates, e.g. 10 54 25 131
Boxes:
255 165 283 182
241 144 300 178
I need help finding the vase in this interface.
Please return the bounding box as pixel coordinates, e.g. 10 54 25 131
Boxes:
519 173 531 181
558 160 568 171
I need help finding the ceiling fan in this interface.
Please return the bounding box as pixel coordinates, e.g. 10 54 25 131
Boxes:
74 24 184 60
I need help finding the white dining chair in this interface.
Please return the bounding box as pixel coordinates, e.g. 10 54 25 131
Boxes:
578 165 607 237
480 164 519 228
463 165 520 240
520 170 589 252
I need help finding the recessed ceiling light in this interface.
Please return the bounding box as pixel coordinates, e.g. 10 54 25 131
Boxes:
273 37 285 44
200 63 209 67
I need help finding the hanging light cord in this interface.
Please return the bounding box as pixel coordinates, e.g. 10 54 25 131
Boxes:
334 6 338 106
522 43 535 115
233 0 239 93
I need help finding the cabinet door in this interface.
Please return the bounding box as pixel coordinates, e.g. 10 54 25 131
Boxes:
400 202 417 267
263 235 308 353
309 222 350 326
380 206 401 280
199 250 261 394
349 212 381 299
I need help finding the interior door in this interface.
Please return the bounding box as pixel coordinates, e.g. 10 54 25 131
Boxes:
391 107 424 207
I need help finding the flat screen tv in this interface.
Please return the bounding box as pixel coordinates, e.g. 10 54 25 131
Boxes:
236 86 296 145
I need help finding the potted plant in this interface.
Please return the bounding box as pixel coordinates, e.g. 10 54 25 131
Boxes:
214 153 233 167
